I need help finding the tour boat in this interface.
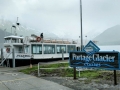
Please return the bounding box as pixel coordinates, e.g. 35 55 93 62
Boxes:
1 33 79 67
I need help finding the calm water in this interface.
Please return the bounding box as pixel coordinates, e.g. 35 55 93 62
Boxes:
99 45 120 52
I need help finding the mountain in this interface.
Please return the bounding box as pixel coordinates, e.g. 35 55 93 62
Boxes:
0 19 59 39
0 19 79 49
0 19 66 48
93 25 120 45
86 30 102 40
0 29 12 48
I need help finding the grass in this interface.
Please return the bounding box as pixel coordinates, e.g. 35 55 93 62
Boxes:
20 62 101 79
60 68 100 78
19 66 38 74
39 63 69 68
20 63 69 74
80 70 100 79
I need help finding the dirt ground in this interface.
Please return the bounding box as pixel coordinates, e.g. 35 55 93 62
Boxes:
30 70 120 90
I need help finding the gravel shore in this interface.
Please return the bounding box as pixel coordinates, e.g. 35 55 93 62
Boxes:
29 66 120 90
40 76 120 90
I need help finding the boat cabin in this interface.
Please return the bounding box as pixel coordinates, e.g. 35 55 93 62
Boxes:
4 35 29 53
3 35 77 60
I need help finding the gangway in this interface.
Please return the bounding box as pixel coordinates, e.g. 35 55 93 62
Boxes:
0 52 12 67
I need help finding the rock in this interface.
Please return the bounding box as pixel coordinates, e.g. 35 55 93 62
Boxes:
78 78 87 81
103 84 109 88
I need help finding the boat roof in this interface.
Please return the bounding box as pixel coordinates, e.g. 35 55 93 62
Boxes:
4 35 24 39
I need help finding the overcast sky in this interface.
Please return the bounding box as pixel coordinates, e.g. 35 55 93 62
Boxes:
0 0 120 39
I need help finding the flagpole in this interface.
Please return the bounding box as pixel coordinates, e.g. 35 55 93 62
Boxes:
80 0 83 51
74 0 83 80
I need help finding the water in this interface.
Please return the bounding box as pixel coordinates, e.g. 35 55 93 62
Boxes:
99 45 120 52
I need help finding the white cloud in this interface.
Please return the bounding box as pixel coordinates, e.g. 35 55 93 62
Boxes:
0 0 120 39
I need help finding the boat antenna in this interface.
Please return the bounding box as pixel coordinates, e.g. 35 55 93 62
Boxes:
16 17 20 26
15 17 20 35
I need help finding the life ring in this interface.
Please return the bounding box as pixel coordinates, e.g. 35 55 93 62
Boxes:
36 37 41 42
6 48 10 52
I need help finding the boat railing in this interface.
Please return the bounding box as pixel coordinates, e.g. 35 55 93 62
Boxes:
15 51 22 53
25 34 79 44
42 38 78 44
14 51 30 54
43 40 71 44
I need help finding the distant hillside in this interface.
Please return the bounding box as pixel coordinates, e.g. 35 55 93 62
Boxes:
93 25 120 45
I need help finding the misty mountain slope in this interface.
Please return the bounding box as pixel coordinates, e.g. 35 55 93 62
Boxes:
93 25 120 45
0 19 62 48
0 19 59 39
0 28 12 42
0 28 12 48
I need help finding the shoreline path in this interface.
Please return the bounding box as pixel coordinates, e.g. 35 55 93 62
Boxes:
0 67 73 90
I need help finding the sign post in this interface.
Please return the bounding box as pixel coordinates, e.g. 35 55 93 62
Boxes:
73 67 76 79
114 70 117 85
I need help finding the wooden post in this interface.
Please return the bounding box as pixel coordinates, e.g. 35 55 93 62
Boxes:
114 70 117 85
73 67 76 79
62 49 64 60
12 48 15 68
30 55 33 68
1 48 3 66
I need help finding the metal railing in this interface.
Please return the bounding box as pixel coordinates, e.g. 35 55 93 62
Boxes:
38 62 67 77
38 64 96 77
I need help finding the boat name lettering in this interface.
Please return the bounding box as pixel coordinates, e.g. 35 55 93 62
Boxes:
16 55 31 57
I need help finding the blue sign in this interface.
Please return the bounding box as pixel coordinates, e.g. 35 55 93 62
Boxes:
83 40 100 56
69 51 120 70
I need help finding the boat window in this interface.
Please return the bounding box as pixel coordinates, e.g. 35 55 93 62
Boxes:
32 44 42 54
56 45 66 54
21 39 23 43
12 38 16 43
18 39 22 43
25 46 29 53
67 45 76 53
15 39 19 43
5 39 11 43
18 46 23 53
32 45 36 54
44 44 55 54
